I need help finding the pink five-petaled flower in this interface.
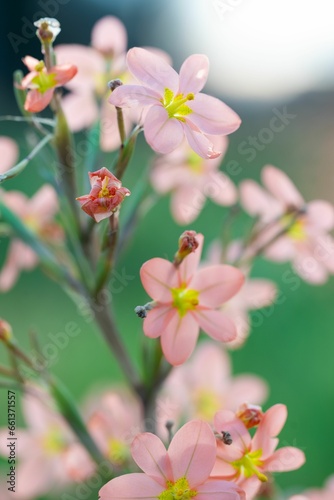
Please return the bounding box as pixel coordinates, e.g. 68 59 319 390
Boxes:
109 47 241 159
211 404 305 499
240 165 334 284
151 137 237 224
76 167 130 222
140 234 244 365
21 56 77 112
99 420 245 500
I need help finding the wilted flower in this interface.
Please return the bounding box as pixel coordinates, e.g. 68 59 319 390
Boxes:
76 167 130 222
21 56 77 112
34 18 61 44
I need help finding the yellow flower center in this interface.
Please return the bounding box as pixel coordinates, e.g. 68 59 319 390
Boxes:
193 389 222 421
231 449 267 482
31 63 57 94
187 151 203 174
162 88 194 122
107 438 129 466
281 215 306 241
41 426 67 455
171 284 199 317
98 177 116 198
158 478 197 500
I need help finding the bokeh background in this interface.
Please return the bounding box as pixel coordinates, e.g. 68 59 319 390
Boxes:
1 0 334 498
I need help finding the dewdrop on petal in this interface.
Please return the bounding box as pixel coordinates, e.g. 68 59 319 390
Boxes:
34 18 61 44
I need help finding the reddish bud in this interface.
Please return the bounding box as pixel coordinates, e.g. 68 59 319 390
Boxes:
236 403 264 429
174 230 199 266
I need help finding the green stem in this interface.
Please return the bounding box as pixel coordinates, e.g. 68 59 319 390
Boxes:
0 133 53 183
95 213 119 294
115 125 142 180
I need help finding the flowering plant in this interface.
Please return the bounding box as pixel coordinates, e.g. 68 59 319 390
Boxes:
0 14 332 500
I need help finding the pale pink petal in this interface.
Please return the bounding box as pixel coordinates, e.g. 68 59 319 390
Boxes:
28 184 58 223
178 233 204 284
184 125 221 159
226 375 268 410
55 45 104 90
253 404 287 455
214 410 250 459
205 171 237 206
170 185 205 225
0 137 18 173
168 420 216 487
179 55 209 94
91 16 127 56
15 455 53 498
237 477 261 500
189 342 231 390
239 180 280 219
262 165 304 208
22 55 40 71
131 433 170 485
99 473 163 499
143 306 175 339
240 279 277 309
264 447 305 472
53 64 78 86
196 480 245 500
24 88 54 113
0 241 37 292
265 236 296 262
192 265 244 307
194 309 237 343
144 106 184 154
188 93 241 135
140 258 177 301
307 200 334 231
161 313 199 366
210 457 238 478
61 92 98 132
109 84 161 108
151 164 191 194
127 47 179 94
292 247 328 284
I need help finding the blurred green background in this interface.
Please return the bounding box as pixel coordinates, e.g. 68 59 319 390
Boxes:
1 0 334 499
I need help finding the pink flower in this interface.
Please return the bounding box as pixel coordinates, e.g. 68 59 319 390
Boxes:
109 47 241 158
151 137 237 224
140 234 244 365
240 165 334 284
76 167 130 222
0 390 79 499
0 137 18 174
211 404 305 499
99 420 245 500
0 185 62 291
290 476 334 500
21 56 77 112
205 240 277 348
157 342 268 438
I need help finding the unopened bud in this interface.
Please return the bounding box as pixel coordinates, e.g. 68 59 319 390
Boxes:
134 302 155 319
0 319 13 344
34 18 61 44
220 430 233 445
236 403 264 429
108 79 123 92
174 230 199 266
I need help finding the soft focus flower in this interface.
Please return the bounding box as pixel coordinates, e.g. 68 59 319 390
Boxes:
140 234 244 365
0 137 18 174
205 240 277 348
0 185 62 291
211 404 305 499
109 47 241 158
240 165 334 284
99 419 245 500
21 56 77 112
76 167 130 222
157 342 268 438
0 390 81 499
290 476 334 500
151 137 237 224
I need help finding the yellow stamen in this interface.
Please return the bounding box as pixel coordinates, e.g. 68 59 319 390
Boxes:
281 215 306 241
231 449 268 482
171 284 199 317
193 389 221 421
98 177 113 198
161 88 194 121
107 438 129 465
41 426 67 455
158 478 197 500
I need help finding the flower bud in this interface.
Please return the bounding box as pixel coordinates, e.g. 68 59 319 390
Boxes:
108 79 123 92
0 319 13 344
34 18 61 44
236 403 264 429
174 230 199 266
